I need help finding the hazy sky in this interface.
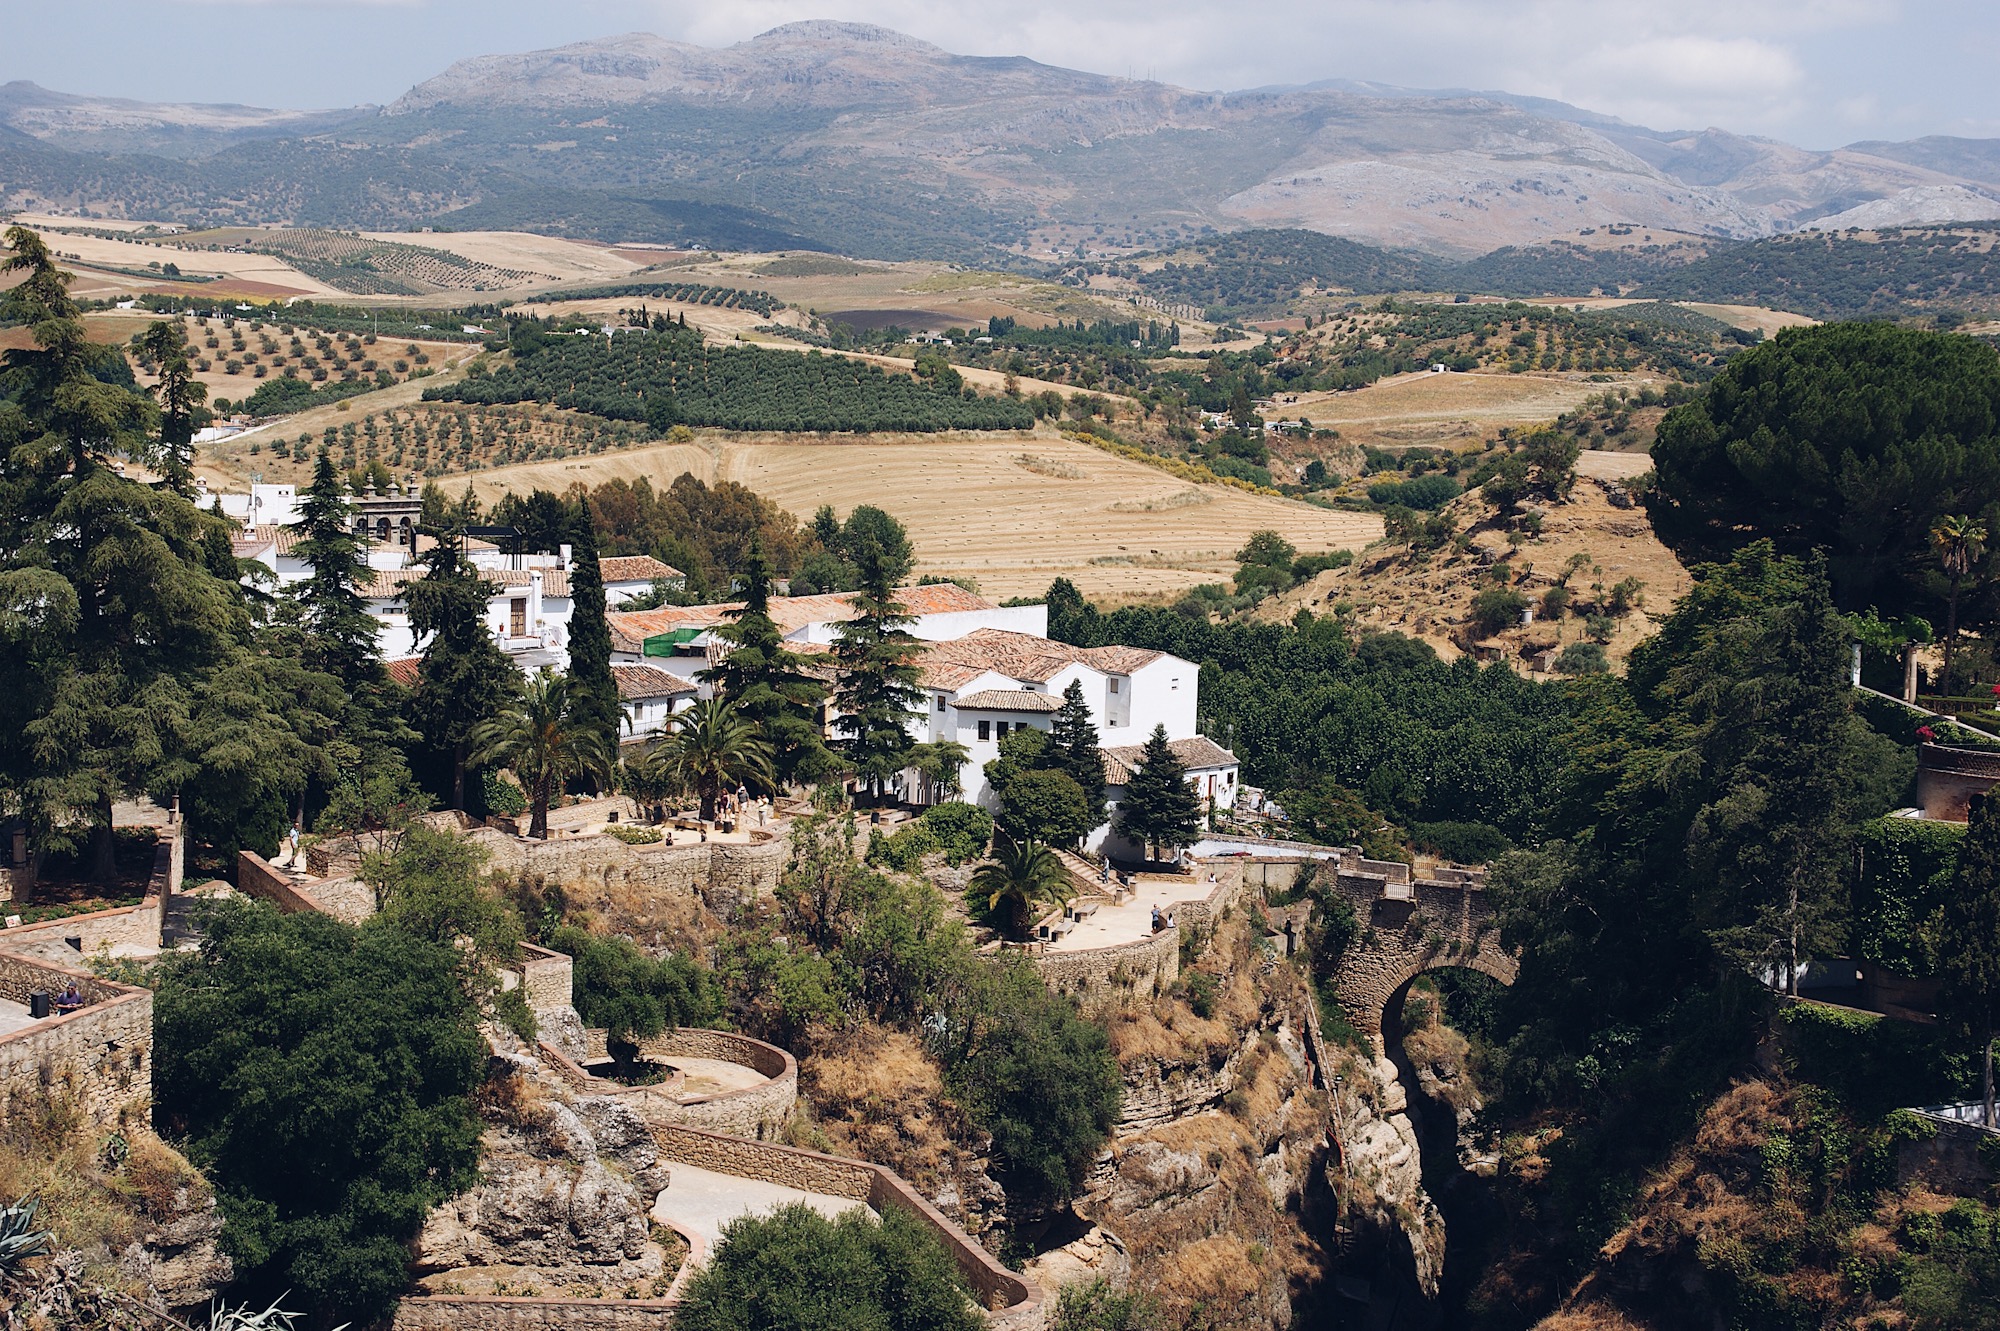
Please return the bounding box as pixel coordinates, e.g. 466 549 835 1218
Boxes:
7 0 1996 148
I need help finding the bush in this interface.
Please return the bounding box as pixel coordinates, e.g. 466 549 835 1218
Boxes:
547 924 720 1045
1470 587 1530 636
1407 820 1514 864
1368 473 1460 510
1049 1278 1159 1331
674 1202 981 1331
480 768 527 817
918 801 993 864
1777 1001 1972 1118
1555 641 1610 675
604 824 664 845
1291 549 1355 581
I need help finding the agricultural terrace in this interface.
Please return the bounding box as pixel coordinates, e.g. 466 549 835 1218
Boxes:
228 402 656 477
428 326 1036 433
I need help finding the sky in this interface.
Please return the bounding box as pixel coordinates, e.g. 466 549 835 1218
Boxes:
4 0 1996 149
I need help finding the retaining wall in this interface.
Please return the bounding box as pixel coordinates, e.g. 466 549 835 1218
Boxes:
395 1295 677 1331
1035 924 1180 1012
0 954 152 1124
650 1125 1040 1326
0 901 162 966
465 828 787 915
554 1028 798 1141
1916 743 2000 822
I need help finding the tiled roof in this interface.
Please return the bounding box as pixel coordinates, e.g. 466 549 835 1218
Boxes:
238 524 307 555
611 663 698 702
607 584 992 653
916 628 1167 690
384 657 422 688
956 689 1063 713
1101 735 1238 785
600 555 684 584
361 567 570 600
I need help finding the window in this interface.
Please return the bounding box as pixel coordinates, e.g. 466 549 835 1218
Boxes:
996 721 1010 738
936 696 947 711
978 720 991 741
1109 678 1121 694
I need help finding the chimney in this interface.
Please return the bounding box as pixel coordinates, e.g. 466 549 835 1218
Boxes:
559 542 573 569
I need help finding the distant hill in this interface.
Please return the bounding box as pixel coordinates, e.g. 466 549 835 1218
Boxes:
432 190 832 253
6 23 2000 266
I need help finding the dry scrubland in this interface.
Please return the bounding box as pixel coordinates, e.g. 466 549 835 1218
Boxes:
467 429 1381 601
1274 369 1659 452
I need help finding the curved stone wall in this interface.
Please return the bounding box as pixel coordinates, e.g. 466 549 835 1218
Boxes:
1916 742 2000 821
563 1028 799 1142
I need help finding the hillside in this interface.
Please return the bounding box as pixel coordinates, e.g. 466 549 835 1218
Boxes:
5 24 2000 263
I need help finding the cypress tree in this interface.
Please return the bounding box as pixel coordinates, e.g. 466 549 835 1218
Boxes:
699 535 831 783
566 513 621 762
139 319 207 496
1115 725 1204 862
404 529 516 810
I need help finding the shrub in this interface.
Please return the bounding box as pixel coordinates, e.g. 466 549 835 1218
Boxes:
1407 820 1514 864
1368 473 1460 510
1470 587 1530 636
674 1202 981 1331
604 824 663 845
917 801 993 864
547 924 720 1045
1555 641 1610 675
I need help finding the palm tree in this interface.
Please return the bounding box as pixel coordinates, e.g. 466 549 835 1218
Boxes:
971 835 1075 939
643 697 776 823
907 739 970 806
469 669 616 840
1932 514 1988 695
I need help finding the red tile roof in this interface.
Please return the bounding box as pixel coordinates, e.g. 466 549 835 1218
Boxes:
956 689 1063 713
600 555 684 584
607 584 994 654
916 628 1165 690
1101 736 1237 785
385 657 422 688
611 664 698 702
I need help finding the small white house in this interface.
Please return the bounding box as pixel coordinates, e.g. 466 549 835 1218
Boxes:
613 664 699 741
1095 735 1240 859
599 555 686 606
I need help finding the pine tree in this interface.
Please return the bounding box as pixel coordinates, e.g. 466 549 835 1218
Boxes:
404 529 517 810
830 518 922 803
1942 793 2000 1129
1115 725 1203 862
1049 677 1106 832
566 513 620 763
289 452 378 689
700 535 831 784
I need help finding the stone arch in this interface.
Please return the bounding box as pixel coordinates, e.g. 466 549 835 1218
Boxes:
1329 877 1517 1039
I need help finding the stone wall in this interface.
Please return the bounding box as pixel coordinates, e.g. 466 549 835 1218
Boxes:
0 902 162 967
235 851 323 914
1330 874 1517 1038
0 955 152 1125
1034 925 1180 1013
1898 1110 1999 1193
464 828 787 916
395 1295 677 1331
563 1028 798 1141
1916 743 2000 822
650 1125 1041 1326
301 875 373 924
517 944 573 1012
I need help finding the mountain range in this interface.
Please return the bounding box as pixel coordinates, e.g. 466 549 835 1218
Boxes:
5 20 2000 263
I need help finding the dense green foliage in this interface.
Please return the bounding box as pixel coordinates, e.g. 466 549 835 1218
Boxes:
547 924 720 1046
1852 818 1964 975
585 471 809 594
867 801 995 871
1047 580 1579 840
674 1202 980 1331
152 901 485 1325
1114 725 1206 859
1652 323 2000 620
1639 226 2000 318
518 279 782 316
1127 228 1437 314
428 327 1033 433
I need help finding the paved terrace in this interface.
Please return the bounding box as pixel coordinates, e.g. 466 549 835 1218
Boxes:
1043 871 1218 952
650 1163 872 1254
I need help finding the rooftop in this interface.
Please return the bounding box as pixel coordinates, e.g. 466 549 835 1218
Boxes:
1102 735 1238 784
612 663 699 702
918 628 1166 691
599 555 684 584
609 583 995 654
956 688 1063 713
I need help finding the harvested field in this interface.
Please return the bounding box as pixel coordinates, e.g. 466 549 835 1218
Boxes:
823 307 955 330
1275 370 1656 451
358 230 644 285
462 429 1380 601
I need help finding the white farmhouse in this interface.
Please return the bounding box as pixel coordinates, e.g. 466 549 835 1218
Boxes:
612 663 699 741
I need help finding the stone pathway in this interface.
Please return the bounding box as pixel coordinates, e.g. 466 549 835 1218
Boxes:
651 1163 871 1255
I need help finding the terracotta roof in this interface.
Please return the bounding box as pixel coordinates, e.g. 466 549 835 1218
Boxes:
361 567 569 600
611 663 698 702
1101 735 1238 785
607 584 991 654
231 533 277 559
956 689 1063 713
600 555 684 584
239 524 307 555
916 628 1167 690
385 657 422 688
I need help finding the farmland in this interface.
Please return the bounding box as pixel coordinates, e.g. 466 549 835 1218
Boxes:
458 429 1381 601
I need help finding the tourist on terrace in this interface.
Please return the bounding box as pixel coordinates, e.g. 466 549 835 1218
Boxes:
54 982 84 1014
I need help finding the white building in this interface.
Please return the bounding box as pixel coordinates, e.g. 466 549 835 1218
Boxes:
607 584 1047 683
362 567 573 672
599 556 686 606
907 628 1235 853
613 663 700 741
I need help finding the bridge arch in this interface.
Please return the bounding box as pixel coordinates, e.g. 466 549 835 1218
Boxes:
1326 858 1517 1039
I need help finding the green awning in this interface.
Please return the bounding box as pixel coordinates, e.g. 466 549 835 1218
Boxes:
642 628 704 657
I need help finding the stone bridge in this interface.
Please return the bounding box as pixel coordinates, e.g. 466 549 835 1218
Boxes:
1325 853 1517 1038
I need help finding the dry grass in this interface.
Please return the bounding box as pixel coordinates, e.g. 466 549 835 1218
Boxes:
797 1024 971 1193
466 430 1379 601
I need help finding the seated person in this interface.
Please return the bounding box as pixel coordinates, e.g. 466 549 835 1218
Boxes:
53 982 85 1014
